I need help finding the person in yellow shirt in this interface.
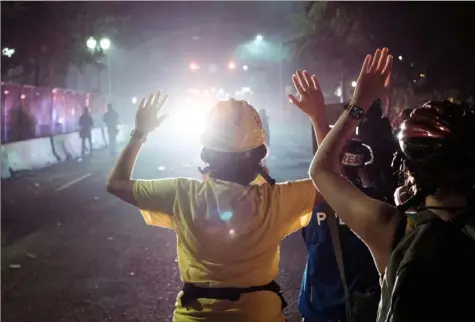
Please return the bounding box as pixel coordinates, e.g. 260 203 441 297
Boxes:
106 89 324 322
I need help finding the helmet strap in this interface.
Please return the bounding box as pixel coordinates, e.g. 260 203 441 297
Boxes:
256 165 276 185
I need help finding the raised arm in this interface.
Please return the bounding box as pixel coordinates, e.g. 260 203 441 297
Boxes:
106 91 168 206
288 70 330 146
287 69 330 222
310 48 400 273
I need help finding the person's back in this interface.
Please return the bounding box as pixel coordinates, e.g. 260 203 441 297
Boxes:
379 211 475 322
300 203 380 322
377 100 475 321
79 107 94 156
79 109 93 133
104 105 120 154
299 139 380 322
104 105 119 131
136 177 314 321
112 97 319 322
302 49 475 322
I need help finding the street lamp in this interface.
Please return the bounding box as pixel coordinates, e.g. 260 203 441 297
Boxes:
228 61 236 70
351 81 357 88
100 38 111 51
242 65 249 71
100 38 112 99
86 36 112 99
2 47 15 57
86 37 97 50
398 55 403 61
251 33 284 116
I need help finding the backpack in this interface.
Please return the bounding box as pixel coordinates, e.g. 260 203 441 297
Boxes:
380 209 475 322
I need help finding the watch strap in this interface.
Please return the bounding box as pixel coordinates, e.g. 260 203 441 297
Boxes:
130 129 147 142
345 104 365 120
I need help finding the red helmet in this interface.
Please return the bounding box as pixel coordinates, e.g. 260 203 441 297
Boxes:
397 100 475 164
393 101 475 211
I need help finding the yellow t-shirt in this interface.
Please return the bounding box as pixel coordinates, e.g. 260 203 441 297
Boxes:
133 177 316 322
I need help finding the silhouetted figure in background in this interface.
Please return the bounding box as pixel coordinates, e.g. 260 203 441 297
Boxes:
103 104 120 155
79 107 94 157
259 108 270 146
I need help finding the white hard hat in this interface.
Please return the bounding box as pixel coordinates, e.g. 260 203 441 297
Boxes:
201 99 266 153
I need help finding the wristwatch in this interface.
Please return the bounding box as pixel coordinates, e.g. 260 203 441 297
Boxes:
345 104 365 120
130 129 147 142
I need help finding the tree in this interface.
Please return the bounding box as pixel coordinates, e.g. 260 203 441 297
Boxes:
1 2 129 88
288 2 374 102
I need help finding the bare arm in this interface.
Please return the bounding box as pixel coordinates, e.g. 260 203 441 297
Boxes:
288 70 330 148
311 48 400 273
288 69 330 196
106 91 168 206
106 136 142 206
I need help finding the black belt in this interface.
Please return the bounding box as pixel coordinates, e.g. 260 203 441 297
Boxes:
180 280 288 310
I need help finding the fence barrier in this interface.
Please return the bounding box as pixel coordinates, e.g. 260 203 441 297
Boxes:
1 125 130 179
1 83 107 144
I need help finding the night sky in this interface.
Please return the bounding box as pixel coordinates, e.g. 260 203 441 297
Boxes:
2 1 475 93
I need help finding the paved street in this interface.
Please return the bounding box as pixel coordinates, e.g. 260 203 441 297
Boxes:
2 123 314 322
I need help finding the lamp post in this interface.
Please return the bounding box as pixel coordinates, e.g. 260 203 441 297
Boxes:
87 37 112 99
253 34 285 118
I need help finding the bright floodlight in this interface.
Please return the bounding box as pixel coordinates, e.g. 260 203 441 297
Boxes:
228 61 236 70
255 34 263 41
132 97 138 104
2 47 15 57
398 55 403 61
242 65 248 71
100 38 111 50
162 95 215 142
189 62 200 70
86 37 97 50
351 81 357 88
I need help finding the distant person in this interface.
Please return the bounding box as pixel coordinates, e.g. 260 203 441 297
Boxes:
103 104 120 155
259 108 270 146
79 107 94 157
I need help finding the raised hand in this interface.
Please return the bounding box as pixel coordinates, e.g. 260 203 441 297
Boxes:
135 91 168 134
352 47 393 110
288 70 326 118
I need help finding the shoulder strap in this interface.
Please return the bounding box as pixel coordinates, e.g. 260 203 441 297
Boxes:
325 203 353 322
411 209 439 226
412 209 475 241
